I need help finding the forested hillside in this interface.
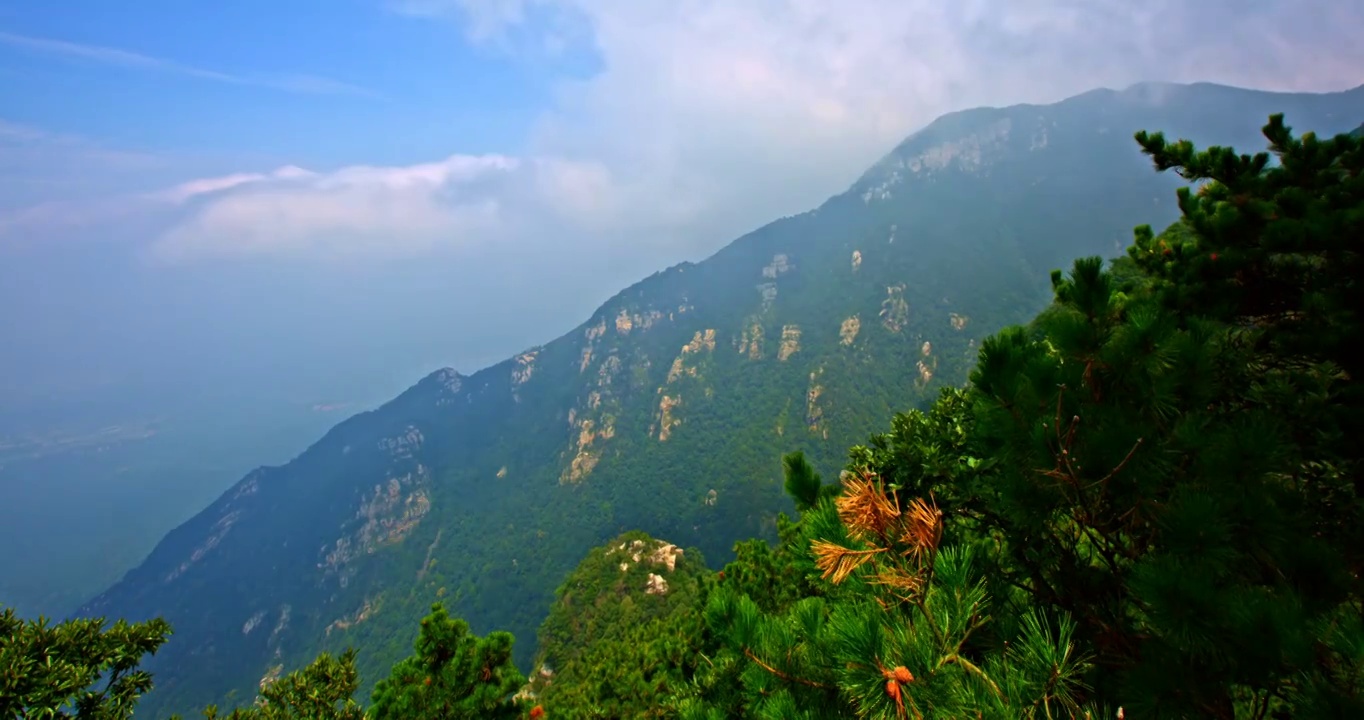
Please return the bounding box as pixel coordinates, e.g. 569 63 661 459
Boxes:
56 81 1364 717
5 107 1362 719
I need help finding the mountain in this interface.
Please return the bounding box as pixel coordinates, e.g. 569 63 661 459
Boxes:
75 81 1364 717
522 531 713 716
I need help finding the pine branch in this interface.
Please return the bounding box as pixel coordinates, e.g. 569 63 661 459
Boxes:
836 472 903 545
940 653 1004 701
912 597 947 650
811 541 885 584
902 498 944 566
1042 389 1149 574
869 568 924 602
740 648 833 690
1085 439 1144 497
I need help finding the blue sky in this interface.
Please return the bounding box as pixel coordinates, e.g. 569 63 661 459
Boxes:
0 0 582 167
1 0 1361 429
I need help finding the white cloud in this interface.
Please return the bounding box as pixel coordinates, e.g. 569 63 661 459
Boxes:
151 172 288 204
124 154 633 264
517 0 1363 222
6 1 1363 264
371 0 1358 265
150 156 511 262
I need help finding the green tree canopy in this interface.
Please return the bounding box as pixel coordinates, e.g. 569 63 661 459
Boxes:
677 465 1101 720
182 650 364 720
0 606 171 719
368 603 525 720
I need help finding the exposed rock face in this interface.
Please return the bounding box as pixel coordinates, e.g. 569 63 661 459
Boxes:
881 284 909 333
325 597 377 637
840 316 861 345
667 329 717 382
648 542 684 572
762 253 792 278
645 573 669 595
562 414 617 484
511 349 539 401
737 321 764 359
607 538 685 575
917 360 935 384
860 117 1015 204
778 325 802 361
806 372 826 435
657 395 681 441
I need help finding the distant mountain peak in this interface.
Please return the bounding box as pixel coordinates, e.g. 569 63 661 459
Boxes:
429 367 464 396
854 111 1020 203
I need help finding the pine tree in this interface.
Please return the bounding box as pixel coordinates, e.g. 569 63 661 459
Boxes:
927 113 1363 716
1129 114 1363 581
746 114 1364 717
676 466 1101 719
719 511 816 616
1130 113 1361 374
783 451 837 512
0 606 171 719
368 603 526 720
189 650 364 720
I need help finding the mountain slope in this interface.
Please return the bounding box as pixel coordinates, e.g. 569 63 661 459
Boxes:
523 531 713 717
76 81 1364 716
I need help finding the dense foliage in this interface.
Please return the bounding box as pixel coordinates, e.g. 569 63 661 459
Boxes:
690 483 1106 720
5 110 1360 719
527 532 712 718
368 603 525 720
0 607 171 719
185 651 364 720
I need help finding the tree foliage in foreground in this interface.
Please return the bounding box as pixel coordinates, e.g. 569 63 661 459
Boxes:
368 603 525 720
676 473 1101 720
0 607 171 719
181 651 364 720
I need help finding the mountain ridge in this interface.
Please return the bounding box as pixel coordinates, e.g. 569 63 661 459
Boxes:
75 80 1364 717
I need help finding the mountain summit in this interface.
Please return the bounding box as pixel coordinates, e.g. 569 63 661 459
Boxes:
78 81 1364 716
